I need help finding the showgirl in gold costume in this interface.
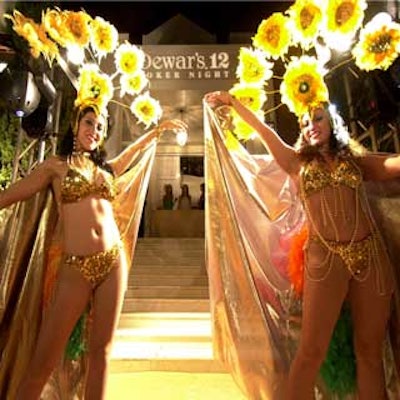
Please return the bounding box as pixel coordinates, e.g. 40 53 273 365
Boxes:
204 91 400 399
0 7 188 399
0 104 186 399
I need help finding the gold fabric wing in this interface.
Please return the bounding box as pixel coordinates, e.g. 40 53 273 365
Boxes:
204 105 302 399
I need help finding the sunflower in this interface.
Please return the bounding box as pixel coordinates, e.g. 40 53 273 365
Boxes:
236 47 274 86
280 55 329 117
115 42 145 75
229 84 267 112
232 110 265 141
75 64 114 114
322 0 367 48
287 0 324 50
130 92 163 128
5 10 36 45
252 12 292 59
120 71 148 97
42 8 68 47
63 10 92 48
37 23 59 64
5 10 58 63
353 12 400 71
90 17 119 57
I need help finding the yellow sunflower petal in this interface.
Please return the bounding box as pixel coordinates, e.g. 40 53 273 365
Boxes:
252 12 292 59
229 84 267 112
225 130 241 151
115 42 145 75
130 92 163 128
280 55 329 117
75 64 114 114
322 0 367 48
236 47 273 86
353 12 400 71
287 0 324 50
120 71 148 97
43 8 68 47
90 16 119 57
63 10 92 48
232 110 265 141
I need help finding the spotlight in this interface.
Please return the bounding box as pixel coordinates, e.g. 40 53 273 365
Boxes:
22 98 53 138
0 65 41 117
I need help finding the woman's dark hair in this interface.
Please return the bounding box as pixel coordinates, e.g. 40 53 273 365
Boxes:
58 106 114 175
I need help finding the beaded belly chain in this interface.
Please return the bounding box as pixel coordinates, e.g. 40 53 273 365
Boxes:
300 158 381 283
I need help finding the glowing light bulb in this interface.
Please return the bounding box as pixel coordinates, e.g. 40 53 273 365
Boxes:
176 130 188 147
67 45 85 65
0 63 7 73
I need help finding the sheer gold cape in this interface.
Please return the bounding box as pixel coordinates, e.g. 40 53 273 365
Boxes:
0 133 157 399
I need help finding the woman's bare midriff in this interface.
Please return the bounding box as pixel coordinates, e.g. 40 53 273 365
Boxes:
62 197 120 255
304 185 373 242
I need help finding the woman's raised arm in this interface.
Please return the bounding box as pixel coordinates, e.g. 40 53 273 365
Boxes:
359 153 400 181
204 91 300 175
108 119 187 176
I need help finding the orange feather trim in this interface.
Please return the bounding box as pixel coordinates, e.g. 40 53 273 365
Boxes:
288 224 308 297
42 242 62 310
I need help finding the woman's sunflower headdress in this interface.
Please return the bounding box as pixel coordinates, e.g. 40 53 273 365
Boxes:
5 7 163 129
226 0 400 144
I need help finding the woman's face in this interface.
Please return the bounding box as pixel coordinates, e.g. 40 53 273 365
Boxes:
300 107 332 147
75 111 106 151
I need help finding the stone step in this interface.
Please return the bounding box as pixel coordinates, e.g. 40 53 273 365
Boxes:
117 312 211 332
129 275 208 286
133 240 204 256
106 371 246 400
130 265 207 274
111 311 221 373
135 245 204 252
121 298 210 313
135 238 205 246
113 238 216 374
110 358 226 373
133 251 204 258
133 258 204 267
111 341 212 361
124 286 209 299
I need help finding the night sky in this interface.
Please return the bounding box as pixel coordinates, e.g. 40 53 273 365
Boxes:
65 1 291 43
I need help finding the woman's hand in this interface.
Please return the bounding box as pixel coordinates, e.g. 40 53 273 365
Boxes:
204 91 233 108
157 119 188 138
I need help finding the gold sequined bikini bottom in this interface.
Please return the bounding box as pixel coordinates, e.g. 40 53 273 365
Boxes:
308 233 376 279
323 234 374 276
64 243 120 287
307 232 394 294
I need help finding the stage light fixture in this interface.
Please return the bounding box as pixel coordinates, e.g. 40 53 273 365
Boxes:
0 66 41 117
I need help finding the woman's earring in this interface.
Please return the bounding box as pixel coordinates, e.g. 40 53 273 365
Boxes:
73 134 78 153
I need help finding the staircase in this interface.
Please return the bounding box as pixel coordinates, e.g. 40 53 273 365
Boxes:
107 238 247 399
110 237 225 373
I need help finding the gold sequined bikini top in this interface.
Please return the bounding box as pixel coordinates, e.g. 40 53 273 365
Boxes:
61 167 117 204
301 158 362 197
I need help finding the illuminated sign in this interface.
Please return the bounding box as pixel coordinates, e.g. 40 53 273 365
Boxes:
142 44 242 89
